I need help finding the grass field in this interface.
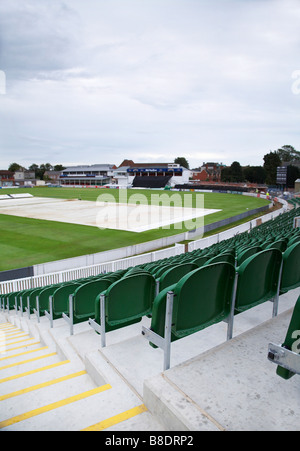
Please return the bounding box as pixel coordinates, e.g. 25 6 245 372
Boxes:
0 187 270 271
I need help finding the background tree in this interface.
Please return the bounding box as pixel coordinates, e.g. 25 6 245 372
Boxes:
174 157 189 169
53 164 66 171
276 145 300 163
8 162 22 172
243 166 266 184
221 166 232 182
230 161 244 182
29 163 53 180
221 161 244 182
28 163 39 174
263 151 281 185
286 165 300 188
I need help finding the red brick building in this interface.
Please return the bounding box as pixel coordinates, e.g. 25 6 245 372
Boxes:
191 162 226 182
0 170 14 187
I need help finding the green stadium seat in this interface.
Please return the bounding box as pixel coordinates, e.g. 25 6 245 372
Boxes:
20 288 43 316
280 241 300 294
14 290 27 315
6 292 18 311
13 288 38 316
204 252 236 267
152 264 175 278
156 263 198 293
125 267 151 276
268 295 300 379
287 235 300 247
142 262 236 370
89 273 156 346
0 294 7 312
34 284 61 322
190 255 210 267
25 287 46 318
228 249 283 338
260 239 275 250
265 239 288 252
63 278 113 334
237 246 262 266
45 282 81 328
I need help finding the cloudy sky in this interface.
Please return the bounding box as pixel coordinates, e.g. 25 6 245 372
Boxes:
0 0 299 170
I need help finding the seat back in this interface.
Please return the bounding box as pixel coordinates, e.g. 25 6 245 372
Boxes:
52 283 80 318
150 262 236 342
15 290 26 310
237 245 262 266
153 264 174 278
191 255 210 267
99 273 155 331
265 239 287 252
287 235 300 247
158 263 198 292
234 249 282 313
7 292 18 309
172 262 236 338
276 295 300 379
260 239 274 250
18 289 33 312
73 279 112 321
125 267 151 276
280 242 300 293
38 284 61 315
204 253 236 267
27 287 45 313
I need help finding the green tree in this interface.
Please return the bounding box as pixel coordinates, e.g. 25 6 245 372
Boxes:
221 166 232 182
174 157 189 169
221 161 244 182
263 151 281 185
243 166 266 184
29 163 53 180
53 164 66 171
230 161 244 182
276 145 300 163
28 163 39 173
8 162 22 172
287 165 300 188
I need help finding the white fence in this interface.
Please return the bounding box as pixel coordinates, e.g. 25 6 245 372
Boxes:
0 243 185 295
32 233 188 276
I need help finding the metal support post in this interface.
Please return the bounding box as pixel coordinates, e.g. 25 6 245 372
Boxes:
227 271 238 341
100 294 106 348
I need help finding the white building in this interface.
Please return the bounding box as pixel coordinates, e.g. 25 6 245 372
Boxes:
59 164 116 187
112 160 191 188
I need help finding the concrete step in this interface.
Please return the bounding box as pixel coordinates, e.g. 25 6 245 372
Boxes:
143 308 300 431
0 313 165 431
0 286 299 431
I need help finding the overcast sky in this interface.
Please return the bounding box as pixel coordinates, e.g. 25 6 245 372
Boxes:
0 0 300 170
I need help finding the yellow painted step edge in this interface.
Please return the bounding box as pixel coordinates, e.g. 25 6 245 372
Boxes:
0 370 87 401
0 384 112 429
82 404 148 431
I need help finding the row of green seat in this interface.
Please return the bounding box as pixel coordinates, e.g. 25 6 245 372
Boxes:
1 208 299 361
143 243 300 370
0 270 126 324
60 236 300 337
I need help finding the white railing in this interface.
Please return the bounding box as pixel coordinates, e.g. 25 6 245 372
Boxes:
0 243 185 295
